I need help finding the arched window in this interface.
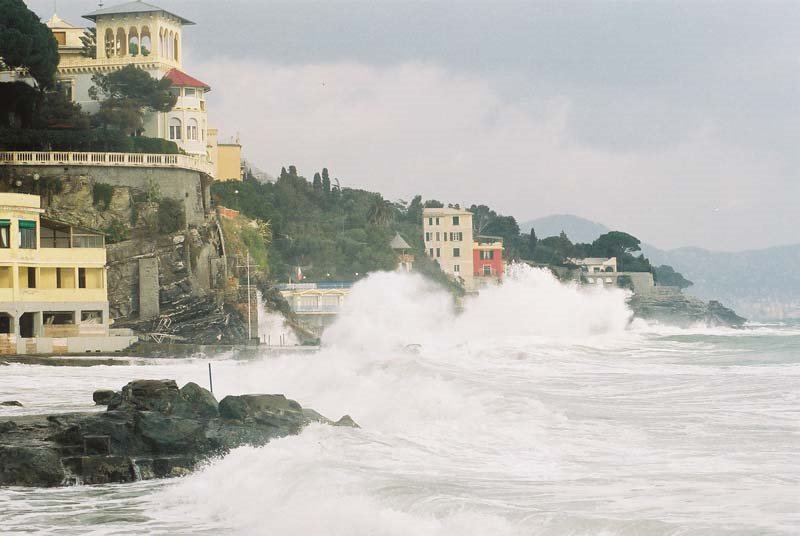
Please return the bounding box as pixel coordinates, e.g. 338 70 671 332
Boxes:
140 26 151 56
168 31 174 60
187 118 198 140
115 27 127 56
128 27 139 56
173 35 179 61
169 117 182 140
104 29 115 57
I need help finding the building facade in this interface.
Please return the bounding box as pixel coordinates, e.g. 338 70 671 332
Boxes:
473 236 504 287
2 2 241 176
422 207 475 289
0 193 134 354
216 142 244 181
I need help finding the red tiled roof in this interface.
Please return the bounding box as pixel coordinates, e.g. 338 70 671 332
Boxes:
163 68 211 91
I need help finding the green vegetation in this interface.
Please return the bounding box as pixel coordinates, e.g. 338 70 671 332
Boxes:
105 218 129 244
156 198 185 234
654 265 693 289
212 167 404 282
89 65 177 135
0 127 182 153
0 0 59 88
92 182 114 211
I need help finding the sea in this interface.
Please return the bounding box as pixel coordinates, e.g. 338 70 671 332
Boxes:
0 266 798 535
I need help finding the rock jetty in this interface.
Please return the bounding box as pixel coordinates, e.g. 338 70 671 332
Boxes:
0 379 357 487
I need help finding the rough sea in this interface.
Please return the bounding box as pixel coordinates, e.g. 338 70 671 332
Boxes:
1 267 798 535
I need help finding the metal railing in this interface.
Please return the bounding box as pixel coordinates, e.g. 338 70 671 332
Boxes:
0 151 213 175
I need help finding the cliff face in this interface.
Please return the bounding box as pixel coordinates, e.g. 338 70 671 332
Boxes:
629 287 746 328
40 175 249 344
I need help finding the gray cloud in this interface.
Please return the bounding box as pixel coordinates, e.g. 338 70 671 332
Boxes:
26 1 800 250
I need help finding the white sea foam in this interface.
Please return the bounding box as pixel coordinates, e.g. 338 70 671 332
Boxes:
1 266 798 535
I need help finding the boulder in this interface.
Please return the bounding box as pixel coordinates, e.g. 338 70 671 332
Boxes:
0 445 65 487
0 380 354 487
333 415 360 428
1 401 23 407
92 390 116 406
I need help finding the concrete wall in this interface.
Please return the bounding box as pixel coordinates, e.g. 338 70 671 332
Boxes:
0 165 210 227
138 257 160 320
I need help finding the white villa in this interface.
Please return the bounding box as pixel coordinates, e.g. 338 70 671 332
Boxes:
2 1 237 179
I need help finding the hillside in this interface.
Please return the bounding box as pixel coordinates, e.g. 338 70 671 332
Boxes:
522 214 800 320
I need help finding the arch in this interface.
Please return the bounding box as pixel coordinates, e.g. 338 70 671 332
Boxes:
140 26 151 56
115 27 127 56
169 117 182 140
173 34 179 61
104 28 115 57
128 27 139 56
187 118 198 140
168 30 174 60
605 266 614 273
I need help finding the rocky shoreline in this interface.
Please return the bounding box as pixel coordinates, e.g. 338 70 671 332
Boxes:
0 379 356 487
629 287 746 328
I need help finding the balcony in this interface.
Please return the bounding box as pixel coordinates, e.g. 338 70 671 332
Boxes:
0 151 213 176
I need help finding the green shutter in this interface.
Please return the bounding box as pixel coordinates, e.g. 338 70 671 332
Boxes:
18 220 36 229
0 219 9 227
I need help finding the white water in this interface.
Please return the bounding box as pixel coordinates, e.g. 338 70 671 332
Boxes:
1 266 798 535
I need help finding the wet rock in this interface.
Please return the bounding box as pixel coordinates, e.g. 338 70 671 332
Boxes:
1 401 23 407
0 379 353 487
629 288 746 328
0 445 65 487
333 415 360 428
92 390 116 406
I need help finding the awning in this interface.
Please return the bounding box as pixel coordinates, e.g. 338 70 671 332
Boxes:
18 220 36 229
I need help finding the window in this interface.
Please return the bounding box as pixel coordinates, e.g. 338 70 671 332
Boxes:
169 87 181 97
184 87 196 97
81 311 103 324
27 267 36 288
19 220 36 249
453 216 460 226
443 233 447 242
453 248 460 258
169 117 182 140
78 267 86 289
483 265 492 276
429 248 434 257
450 232 463 241
53 31 66 46
187 118 199 140
0 219 9 248
454 264 460 273
435 232 440 241
425 232 430 241
428 217 433 226
436 248 440 258
435 217 440 225
480 250 494 260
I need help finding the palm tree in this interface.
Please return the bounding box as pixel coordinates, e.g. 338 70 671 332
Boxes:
367 198 394 228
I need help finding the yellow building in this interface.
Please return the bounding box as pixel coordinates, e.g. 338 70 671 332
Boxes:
216 143 244 181
0 193 135 354
423 207 475 289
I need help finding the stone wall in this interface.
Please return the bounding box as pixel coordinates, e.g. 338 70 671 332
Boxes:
0 165 210 226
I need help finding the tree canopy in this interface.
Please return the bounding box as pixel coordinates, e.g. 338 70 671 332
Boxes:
0 0 59 88
89 65 176 134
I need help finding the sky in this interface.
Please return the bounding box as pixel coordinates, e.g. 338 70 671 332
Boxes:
28 0 800 251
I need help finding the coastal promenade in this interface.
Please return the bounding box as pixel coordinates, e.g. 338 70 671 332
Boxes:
0 151 214 176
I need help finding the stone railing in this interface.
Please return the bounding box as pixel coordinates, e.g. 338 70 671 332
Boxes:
0 151 213 176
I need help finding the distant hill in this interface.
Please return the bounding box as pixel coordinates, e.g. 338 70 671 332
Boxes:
522 214 800 320
643 243 800 320
521 214 609 243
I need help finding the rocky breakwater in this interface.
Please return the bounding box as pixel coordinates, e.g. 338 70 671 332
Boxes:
629 286 746 328
0 380 357 487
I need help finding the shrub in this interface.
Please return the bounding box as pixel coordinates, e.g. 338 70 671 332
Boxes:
92 182 114 210
157 198 185 234
105 218 129 244
0 128 181 153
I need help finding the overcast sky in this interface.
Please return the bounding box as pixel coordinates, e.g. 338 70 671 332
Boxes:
29 0 800 251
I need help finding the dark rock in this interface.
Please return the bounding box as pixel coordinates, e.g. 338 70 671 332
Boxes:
333 415 360 428
0 445 65 486
175 382 218 419
108 380 180 413
0 380 352 487
92 390 117 406
1 401 23 407
0 421 17 434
